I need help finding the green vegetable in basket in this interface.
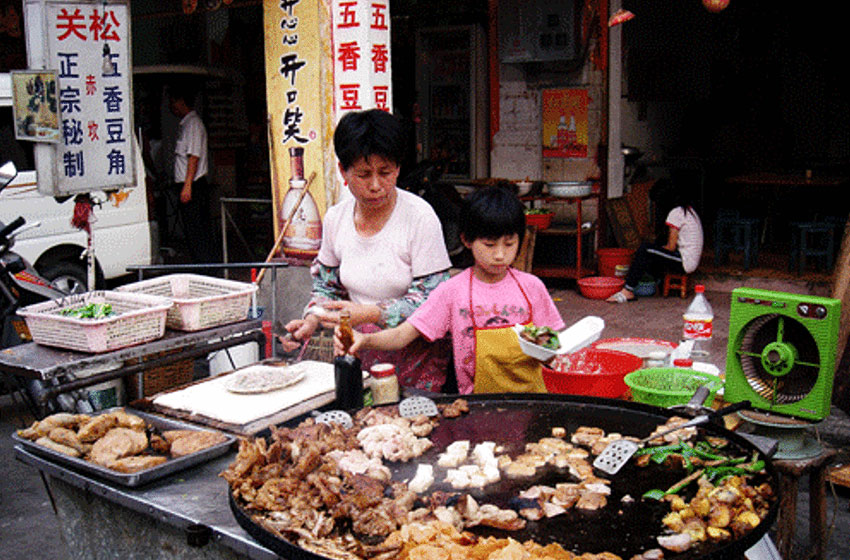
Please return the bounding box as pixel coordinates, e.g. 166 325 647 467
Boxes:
524 208 552 215
59 302 114 319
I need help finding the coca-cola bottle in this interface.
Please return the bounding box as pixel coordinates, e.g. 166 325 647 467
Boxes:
682 284 713 358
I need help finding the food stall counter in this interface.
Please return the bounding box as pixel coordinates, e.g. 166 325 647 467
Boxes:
14 444 278 560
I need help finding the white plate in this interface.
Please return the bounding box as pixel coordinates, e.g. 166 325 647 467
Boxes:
224 363 307 394
514 316 605 361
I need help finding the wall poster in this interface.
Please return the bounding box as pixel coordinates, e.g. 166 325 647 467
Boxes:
541 88 588 158
10 70 61 142
264 0 392 263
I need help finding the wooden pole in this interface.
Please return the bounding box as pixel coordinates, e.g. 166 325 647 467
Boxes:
254 170 317 287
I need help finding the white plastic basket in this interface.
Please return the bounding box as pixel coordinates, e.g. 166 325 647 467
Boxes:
17 291 172 353
116 274 258 331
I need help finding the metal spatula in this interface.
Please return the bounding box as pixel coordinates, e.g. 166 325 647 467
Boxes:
593 400 750 476
313 409 353 429
398 396 439 418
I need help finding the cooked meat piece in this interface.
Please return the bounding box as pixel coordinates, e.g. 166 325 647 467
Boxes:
571 426 605 447
342 473 385 510
657 532 693 553
161 429 197 444
47 427 87 454
77 414 119 443
35 436 81 457
441 398 468 418
575 491 607 510
149 434 169 454
169 431 228 457
108 455 168 473
110 409 147 431
88 427 148 466
18 413 85 440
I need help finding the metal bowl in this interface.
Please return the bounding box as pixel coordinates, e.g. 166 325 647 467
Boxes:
547 181 593 198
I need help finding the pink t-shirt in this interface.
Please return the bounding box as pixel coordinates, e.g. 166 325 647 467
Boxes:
318 189 451 304
408 268 565 394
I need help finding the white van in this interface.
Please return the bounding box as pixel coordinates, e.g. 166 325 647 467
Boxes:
0 73 158 291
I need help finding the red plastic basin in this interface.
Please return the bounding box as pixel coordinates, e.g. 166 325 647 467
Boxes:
577 276 625 299
542 348 643 398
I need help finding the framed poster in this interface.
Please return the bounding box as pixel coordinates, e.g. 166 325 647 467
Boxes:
10 70 61 143
542 88 588 158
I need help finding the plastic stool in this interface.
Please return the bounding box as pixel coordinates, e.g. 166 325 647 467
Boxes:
789 221 835 274
663 272 689 298
714 211 760 270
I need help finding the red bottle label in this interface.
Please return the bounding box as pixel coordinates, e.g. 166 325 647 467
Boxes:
683 317 713 340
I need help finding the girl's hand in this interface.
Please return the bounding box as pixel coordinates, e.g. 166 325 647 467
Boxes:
333 326 365 357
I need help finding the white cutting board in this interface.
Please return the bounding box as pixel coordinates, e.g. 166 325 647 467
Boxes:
152 360 335 427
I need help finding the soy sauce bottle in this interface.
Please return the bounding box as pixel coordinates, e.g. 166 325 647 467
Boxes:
334 310 363 410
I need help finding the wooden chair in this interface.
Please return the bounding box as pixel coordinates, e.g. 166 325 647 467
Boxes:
662 272 689 298
513 225 537 272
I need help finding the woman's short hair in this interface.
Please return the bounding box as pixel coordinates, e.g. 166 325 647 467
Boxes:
460 186 526 245
333 109 405 170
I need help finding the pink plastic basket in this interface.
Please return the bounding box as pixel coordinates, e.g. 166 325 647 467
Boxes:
117 274 257 331
18 291 172 353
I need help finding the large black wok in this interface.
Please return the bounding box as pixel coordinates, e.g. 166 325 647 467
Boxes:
230 393 779 559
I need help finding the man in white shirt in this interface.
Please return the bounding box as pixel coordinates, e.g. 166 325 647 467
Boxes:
169 83 212 263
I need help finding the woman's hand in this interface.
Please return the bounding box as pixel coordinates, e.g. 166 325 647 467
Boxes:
280 315 321 352
321 301 381 327
333 326 365 357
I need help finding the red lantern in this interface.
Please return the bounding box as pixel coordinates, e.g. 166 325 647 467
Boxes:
702 0 730 12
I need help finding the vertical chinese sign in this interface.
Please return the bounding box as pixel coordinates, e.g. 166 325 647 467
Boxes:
264 0 331 262
331 0 392 117
542 88 588 159
24 0 134 196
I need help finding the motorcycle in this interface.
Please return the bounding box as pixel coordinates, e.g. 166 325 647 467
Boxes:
0 161 66 349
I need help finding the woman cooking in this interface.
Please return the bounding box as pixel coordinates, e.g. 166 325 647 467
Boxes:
282 109 453 391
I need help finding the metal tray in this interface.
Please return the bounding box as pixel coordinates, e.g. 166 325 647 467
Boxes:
230 394 780 560
12 408 236 487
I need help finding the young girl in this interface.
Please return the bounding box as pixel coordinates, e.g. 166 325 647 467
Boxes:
607 185 703 303
336 186 565 393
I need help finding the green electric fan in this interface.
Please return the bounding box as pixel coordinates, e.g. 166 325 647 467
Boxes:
724 287 842 421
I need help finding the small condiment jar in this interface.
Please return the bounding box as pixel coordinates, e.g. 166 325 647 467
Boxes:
369 363 399 405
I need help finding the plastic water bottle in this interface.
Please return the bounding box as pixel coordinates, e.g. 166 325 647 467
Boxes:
682 284 713 358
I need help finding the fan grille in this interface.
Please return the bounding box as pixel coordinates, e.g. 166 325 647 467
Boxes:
736 314 819 404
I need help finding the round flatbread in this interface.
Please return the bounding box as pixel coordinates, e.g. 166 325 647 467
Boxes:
224 364 306 394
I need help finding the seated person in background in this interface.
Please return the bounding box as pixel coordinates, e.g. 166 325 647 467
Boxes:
282 109 453 392
607 186 703 303
335 186 566 394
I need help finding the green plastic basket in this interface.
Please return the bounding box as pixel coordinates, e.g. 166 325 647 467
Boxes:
624 367 723 408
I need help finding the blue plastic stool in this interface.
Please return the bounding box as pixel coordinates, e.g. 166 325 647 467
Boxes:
789 221 835 274
714 210 760 270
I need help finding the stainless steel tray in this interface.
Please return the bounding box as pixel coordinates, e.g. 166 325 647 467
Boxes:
11 408 236 487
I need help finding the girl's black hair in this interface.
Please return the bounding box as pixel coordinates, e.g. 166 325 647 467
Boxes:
333 109 405 170
460 186 526 245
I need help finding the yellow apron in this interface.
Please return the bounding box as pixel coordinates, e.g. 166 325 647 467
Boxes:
470 270 545 393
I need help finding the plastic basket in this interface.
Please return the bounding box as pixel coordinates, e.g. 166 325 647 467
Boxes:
18 291 172 353
117 274 258 331
624 367 723 408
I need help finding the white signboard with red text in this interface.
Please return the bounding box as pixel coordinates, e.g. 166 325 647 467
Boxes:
24 0 134 195
331 0 392 120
